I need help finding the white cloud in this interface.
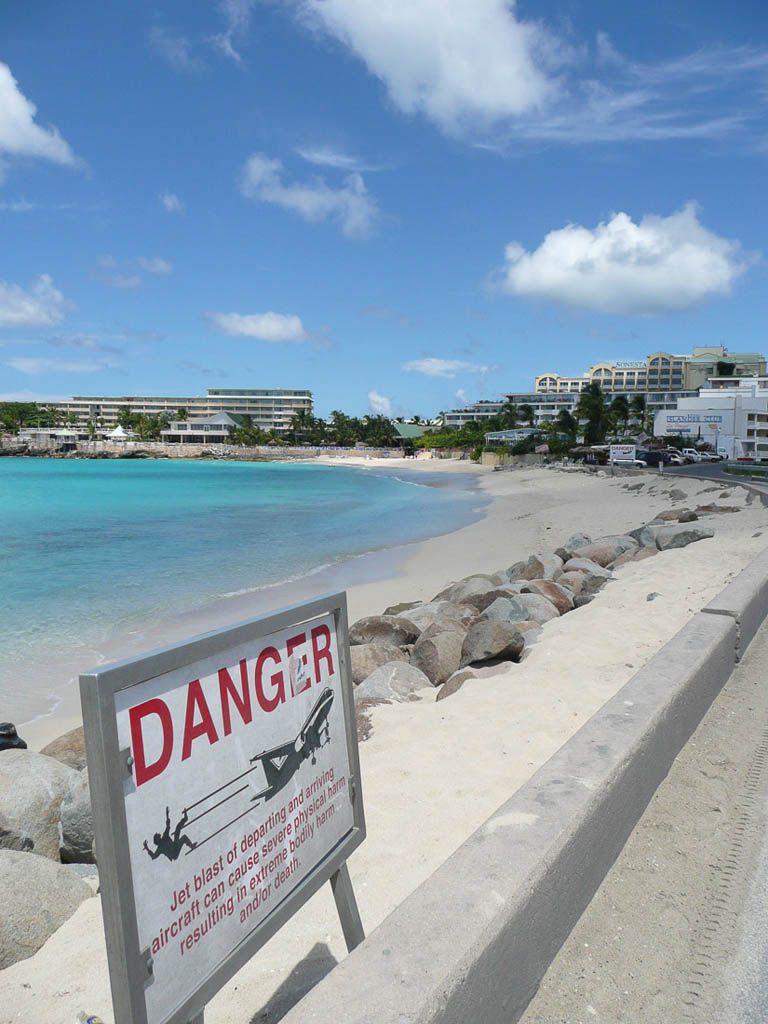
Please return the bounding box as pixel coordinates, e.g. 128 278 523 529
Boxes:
0 199 37 212
149 28 201 72
240 153 378 238
6 357 115 374
0 390 68 401
295 145 381 172
497 202 752 315
160 192 184 213
212 0 254 62
137 257 173 274
0 63 77 179
368 389 393 415
0 275 73 329
205 311 309 343
295 0 556 137
454 388 468 405
105 274 142 290
403 358 490 379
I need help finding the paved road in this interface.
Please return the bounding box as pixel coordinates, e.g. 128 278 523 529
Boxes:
519 616 768 1024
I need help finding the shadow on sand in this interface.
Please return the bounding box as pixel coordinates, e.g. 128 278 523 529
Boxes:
249 942 338 1023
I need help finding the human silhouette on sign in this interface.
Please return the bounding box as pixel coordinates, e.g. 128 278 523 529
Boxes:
143 806 197 861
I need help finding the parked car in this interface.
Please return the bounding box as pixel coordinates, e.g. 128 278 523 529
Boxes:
637 450 677 467
612 457 649 467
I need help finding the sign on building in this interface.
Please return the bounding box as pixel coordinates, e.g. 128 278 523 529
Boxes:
609 444 636 462
81 593 365 1024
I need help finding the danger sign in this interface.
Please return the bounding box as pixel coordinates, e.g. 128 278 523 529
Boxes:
81 593 365 1024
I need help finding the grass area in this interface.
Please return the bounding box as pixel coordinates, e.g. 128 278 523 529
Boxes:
723 465 768 479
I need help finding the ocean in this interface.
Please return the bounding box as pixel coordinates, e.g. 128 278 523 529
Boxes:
0 458 482 725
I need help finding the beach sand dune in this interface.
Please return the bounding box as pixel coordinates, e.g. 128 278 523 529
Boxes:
3 462 765 1024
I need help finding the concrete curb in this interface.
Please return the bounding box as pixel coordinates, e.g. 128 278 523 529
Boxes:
280 610 741 1024
702 547 768 659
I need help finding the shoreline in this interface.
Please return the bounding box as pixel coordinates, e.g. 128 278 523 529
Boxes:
16 457 490 749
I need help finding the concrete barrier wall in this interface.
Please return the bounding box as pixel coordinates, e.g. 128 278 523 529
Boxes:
279 562 768 1024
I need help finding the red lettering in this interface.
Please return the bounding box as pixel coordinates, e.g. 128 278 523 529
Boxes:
287 632 309 696
129 698 173 787
181 679 220 761
255 647 285 712
311 624 334 683
219 660 252 736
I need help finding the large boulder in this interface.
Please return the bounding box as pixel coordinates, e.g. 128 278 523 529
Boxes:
350 643 407 684
520 580 574 614
505 553 563 582
0 751 78 860
463 584 526 613
433 575 495 604
558 571 585 595
562 557 613 579
0 813 32 852
410 625 465 686
0 723 27 753
0 850 93 969
348 614 420 647
382 600 422 617
404 601 478 633
40 725 86 771
627 523 664 548
572 535 638 568
60 770 94 864
354 663 431 703
481 597 530 624
436 668 479 702
654 524 715 550
515 592 560 625
460 622 524 668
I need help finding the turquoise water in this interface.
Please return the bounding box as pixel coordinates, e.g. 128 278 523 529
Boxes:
0 458 481 723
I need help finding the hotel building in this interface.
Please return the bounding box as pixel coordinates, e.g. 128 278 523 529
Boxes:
47 388 313 434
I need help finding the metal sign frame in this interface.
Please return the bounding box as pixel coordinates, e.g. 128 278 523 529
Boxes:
80 592 365 1024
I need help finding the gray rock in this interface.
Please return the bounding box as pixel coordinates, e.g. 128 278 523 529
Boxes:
0 850 93 969
348 614 420 647
647 592 660 602
564 533 592 553
627 523 665 548
678 510 699 523
520 579 574 614
505 553 563 582
0 812 33 852
40 726 86 771
573 535 638 568
436 668 480 702
464 584 526 613
481 597 530 624
669 488 686 500
432 574 495 604
382 600 422 617
625 482 644 492
460 622 524 668
515 592 561 624
410 626 465 686
574 592 596 608
350 643 408 685
354 662 431 703
654 524 715 550
719 491 731 499
562 557 613 579
404 600 478 633
0 751 78 860
0 723 27 753
60 769 94 864
557 571 585 595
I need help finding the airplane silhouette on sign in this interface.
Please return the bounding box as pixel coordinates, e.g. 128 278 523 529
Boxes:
250 687 334 803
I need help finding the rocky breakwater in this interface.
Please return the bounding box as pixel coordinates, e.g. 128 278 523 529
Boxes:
0 724 95 969
350 516 716 734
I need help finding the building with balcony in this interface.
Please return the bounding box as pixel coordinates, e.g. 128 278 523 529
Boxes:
46 388 312 433
654 379 768 460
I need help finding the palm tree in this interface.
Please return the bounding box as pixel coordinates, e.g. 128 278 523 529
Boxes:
610 396 630 435
575 384 609 444
554 408 578 441
500 402 518 430
518 403 535 428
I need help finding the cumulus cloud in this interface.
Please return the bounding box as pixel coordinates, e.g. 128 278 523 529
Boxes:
403 358 490 379
368 390 393 415
240 153 378 238
496 202 751 316
205 310 309 343
160 192 184 213
454 388 468 404
294 0 556 137
137 257 173 274
0 275 73 329
0 63 78 180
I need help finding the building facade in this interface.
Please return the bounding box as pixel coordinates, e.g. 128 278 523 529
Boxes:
47 388 313 433
654 379 768 461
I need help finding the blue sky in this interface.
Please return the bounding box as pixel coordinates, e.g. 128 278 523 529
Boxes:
1 0 767 418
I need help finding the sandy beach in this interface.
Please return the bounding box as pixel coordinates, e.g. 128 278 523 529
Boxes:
4 458 768 1024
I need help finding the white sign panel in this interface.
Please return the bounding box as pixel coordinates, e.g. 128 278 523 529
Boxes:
81 596 364 1024
609 444 636 461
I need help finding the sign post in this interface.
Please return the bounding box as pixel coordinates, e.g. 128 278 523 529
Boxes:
81 593 365 1024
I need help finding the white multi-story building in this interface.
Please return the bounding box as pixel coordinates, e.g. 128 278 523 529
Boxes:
654 378 768 460
47 388 313 433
